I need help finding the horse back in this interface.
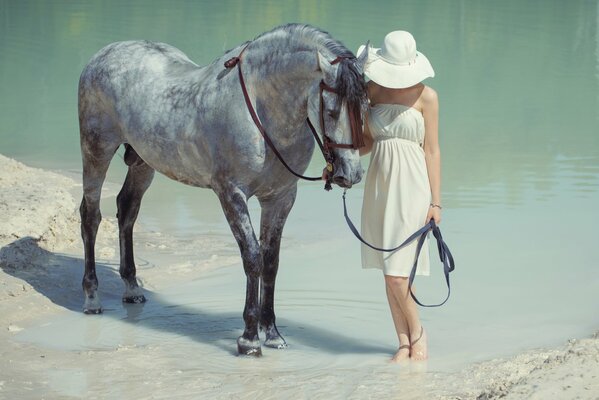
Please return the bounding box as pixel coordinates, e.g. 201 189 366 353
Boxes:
78 40 304 194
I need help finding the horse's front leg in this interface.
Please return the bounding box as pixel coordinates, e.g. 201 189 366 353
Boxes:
214 183 263 356
258 187 297 349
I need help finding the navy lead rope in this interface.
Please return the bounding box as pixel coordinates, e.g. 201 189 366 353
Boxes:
342 190 455 307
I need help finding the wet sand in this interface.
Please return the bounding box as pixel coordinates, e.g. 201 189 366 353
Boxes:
1 153 598 399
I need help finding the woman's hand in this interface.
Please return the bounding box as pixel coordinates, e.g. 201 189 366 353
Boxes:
426 204 442 225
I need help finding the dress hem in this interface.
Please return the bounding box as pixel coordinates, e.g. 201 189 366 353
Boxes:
361 264 430 277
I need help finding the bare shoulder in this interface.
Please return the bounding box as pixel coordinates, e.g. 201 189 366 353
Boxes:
420 85 439 106
366 81 380 100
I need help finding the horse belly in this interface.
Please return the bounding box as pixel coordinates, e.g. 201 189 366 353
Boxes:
125 127 214 188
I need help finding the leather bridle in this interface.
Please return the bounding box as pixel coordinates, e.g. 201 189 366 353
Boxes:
224 45 364 190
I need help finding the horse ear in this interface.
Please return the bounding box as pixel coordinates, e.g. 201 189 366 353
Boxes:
356 41 370 74
316 51 334 76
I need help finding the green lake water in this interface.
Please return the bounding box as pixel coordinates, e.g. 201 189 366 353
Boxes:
1 1 598 208
1 1 598 397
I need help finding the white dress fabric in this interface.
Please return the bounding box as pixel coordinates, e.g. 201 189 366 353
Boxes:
361 104 430 277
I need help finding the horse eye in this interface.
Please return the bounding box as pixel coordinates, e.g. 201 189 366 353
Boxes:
327 110 340 119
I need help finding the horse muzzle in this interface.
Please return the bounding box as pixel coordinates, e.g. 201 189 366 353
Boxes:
333 175 353 188
332 163 363 188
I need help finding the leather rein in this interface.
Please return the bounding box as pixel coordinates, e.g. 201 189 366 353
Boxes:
224 45 364 190
342 190 455 307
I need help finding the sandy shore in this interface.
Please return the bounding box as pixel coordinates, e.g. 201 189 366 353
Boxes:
435 334 599 399
0 153 597 399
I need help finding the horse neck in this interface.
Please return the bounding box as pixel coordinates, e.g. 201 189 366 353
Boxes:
243 49 322 136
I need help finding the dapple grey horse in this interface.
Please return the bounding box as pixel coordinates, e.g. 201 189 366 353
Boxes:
78 23 368 356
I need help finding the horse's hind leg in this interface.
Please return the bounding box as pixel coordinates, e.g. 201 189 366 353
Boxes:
117 145 155 303
259 187 297 349
80 137 119 314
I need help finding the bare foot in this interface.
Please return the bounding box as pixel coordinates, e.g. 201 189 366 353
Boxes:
390 344 410 363
410 327 428 360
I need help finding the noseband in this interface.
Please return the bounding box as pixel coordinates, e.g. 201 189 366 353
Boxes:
224 45 364 190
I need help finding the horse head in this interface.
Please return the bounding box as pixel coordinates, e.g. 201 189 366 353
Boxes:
308 45 369 188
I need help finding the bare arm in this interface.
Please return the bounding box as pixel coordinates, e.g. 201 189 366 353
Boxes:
359 113 374 156
422 86 442 224
360 82 377 156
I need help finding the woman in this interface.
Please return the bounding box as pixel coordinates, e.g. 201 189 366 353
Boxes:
357 31 441 362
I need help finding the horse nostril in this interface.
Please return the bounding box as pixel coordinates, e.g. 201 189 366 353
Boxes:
354 170 363 184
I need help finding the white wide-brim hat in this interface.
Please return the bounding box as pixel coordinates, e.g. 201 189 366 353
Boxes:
357 31 435 89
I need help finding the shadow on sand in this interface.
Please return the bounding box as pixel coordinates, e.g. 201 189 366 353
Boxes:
0 237 389 356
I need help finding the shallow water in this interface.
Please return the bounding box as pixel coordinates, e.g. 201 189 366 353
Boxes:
15 183 599 366
1 0 599 397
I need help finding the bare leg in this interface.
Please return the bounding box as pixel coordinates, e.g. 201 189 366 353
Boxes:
214 183 262 356
384 275 428 360
258 187 297 349
116 148 155 303
384 281 410 362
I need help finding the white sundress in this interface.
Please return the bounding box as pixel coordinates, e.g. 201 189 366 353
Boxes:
361 104 431 277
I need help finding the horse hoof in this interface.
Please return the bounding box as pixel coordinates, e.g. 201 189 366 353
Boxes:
237 337 262 357
83 307 103 315
83 296 102 314
122 284 145 304
264 336 288 349
122 295 147 304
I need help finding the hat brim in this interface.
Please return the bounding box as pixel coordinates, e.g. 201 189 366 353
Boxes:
357 44 435 89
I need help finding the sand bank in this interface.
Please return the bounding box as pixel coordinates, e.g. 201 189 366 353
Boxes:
0 154 597 399
436 333 598 399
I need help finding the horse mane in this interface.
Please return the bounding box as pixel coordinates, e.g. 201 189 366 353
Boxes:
254 23 367 147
